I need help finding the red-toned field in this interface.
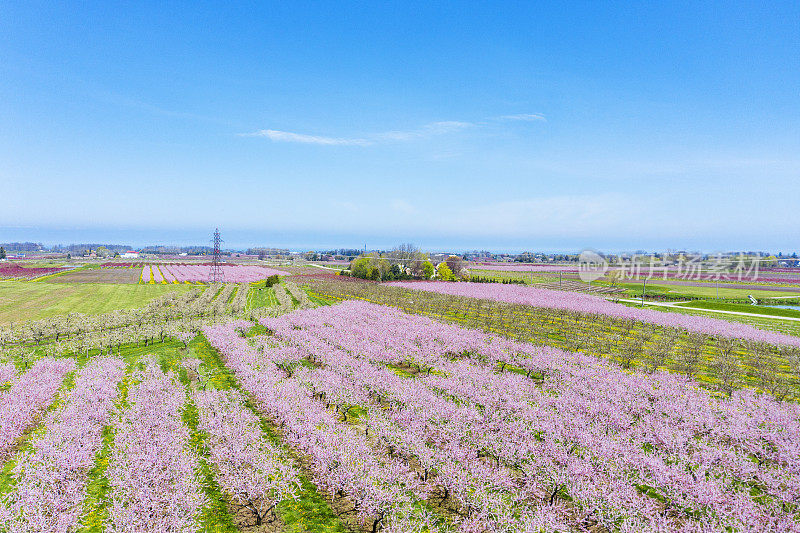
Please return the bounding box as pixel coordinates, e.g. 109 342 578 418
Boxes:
0 263 67 280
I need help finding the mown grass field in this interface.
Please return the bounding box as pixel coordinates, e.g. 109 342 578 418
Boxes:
635 302 800 337
0 280 195 323
604 280 800 300
676 300 800 318
245 285 278 310
468 269 559 284
613 298 800 337
466 269 800 299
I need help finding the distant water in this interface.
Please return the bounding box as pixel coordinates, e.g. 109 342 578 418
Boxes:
760 305 800 311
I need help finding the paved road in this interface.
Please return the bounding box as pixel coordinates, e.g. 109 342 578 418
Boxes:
306 263 344 271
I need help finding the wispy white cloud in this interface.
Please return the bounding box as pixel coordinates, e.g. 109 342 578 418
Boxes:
242 121 474 146
241 114 540 146
240 129 372 146
378 121 473 141
497 113 546 122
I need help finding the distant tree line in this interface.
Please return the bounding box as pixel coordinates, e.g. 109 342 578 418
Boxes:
342 244 471 282
50 243 132 254
514 252 579 263
246 247 290 258
1 242 46 252
138 245 216 255
320 248 363 258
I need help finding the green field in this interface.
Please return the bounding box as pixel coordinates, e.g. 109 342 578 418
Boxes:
0 280 195 323
606 280 799 300
675 300 800 319
245 285 278 309
617 300 800 337
468 269 559 284
464 271 800 301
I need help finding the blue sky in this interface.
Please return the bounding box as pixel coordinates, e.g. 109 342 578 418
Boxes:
1 1 798 252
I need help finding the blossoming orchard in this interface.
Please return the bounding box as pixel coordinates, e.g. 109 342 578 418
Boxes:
0 249 798 533
5 2 800 530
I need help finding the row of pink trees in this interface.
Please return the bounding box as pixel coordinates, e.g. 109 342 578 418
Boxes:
1 357 126 531
387 281 800 347
162 264 288 283
106 360 206 532
242 300 800 531
204 321 437 533
0 357 76 463
307 279 800 398
193 388 301 526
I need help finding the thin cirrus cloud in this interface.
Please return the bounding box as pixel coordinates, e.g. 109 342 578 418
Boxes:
376 120 473 141
240 115 542 146
241 121 472 146
240 129 373 146
497 113 546 122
